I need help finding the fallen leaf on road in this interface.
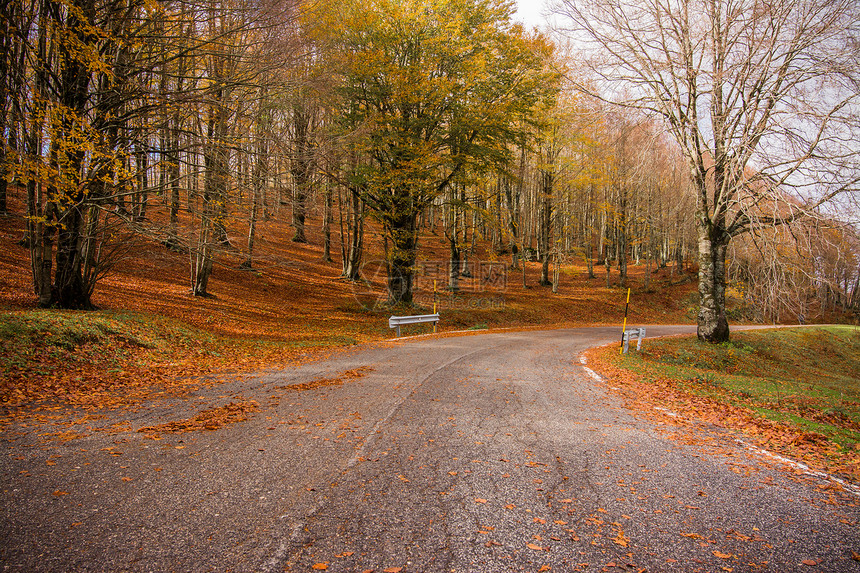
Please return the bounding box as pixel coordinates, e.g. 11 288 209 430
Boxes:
613 531 629 547
527 543 545 551
52 490 69 496
681 532 704 539
311 563 328 570
801 559 819 566
713 551 734 559
383 568 402 573
475 498 487 504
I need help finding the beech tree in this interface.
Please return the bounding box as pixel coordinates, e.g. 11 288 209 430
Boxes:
557 0 860 341
308 0 559 305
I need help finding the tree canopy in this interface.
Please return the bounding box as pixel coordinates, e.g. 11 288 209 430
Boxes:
556 0 860 341
306 0 560 304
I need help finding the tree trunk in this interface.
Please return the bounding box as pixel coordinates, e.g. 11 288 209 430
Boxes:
697 220 730 342
322 181 333 262
539 168 552 287
385 208 419 306
449 236 460 292
343 186 363 281
54 205 93 309
291 104 312 243
28 181 54 307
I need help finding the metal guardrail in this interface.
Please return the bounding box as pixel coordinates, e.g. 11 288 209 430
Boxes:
389 313 440 337
622 327 646 353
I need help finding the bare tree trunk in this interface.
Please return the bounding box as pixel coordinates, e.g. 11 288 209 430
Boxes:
322 180 333 262
697 221 730 342
539 167 552 286
291 103 312 243
343 186 363 280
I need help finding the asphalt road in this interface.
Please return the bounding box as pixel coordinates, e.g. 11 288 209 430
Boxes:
2 326 859 572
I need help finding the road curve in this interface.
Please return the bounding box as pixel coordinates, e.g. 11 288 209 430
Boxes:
2 326 858 572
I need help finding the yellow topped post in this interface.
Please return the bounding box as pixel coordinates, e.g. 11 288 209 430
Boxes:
620 287 631 354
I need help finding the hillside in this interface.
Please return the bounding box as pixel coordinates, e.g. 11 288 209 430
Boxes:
0 196 702 339
0 192 703 409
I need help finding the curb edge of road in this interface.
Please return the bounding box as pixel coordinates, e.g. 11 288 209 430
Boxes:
577 354 860 498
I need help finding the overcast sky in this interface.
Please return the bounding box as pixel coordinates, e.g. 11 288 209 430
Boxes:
513 0 552 29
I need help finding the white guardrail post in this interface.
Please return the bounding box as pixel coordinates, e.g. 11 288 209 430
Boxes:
388 314 440 337
622 327 646 353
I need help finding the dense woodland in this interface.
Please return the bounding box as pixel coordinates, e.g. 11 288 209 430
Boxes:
1 0 858 340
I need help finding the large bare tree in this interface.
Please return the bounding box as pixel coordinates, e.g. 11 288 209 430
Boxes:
556 0 860 341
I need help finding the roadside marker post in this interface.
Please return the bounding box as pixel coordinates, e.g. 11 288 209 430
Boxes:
433 280 438 333
620 287 631 354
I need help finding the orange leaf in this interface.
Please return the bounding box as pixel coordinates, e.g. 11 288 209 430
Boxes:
681 532 704 539
383 568 403 573
539 566 551 572
802 559 819 566
52 490 69 496
713 550 734 559
311 564 328 571
474 498 487 504
527 543 544 551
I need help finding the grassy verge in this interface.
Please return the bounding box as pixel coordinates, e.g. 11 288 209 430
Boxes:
587 326 860 482
0 309 358 412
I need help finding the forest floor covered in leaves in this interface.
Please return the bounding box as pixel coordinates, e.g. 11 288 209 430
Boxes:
0 198 700 410
1 199 858 485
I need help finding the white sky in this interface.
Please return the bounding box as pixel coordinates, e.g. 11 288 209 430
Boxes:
513 0 552 29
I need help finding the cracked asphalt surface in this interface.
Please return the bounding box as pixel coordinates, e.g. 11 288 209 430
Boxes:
2 326 859 572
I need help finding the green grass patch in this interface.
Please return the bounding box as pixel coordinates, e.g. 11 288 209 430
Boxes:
621 326 860 450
